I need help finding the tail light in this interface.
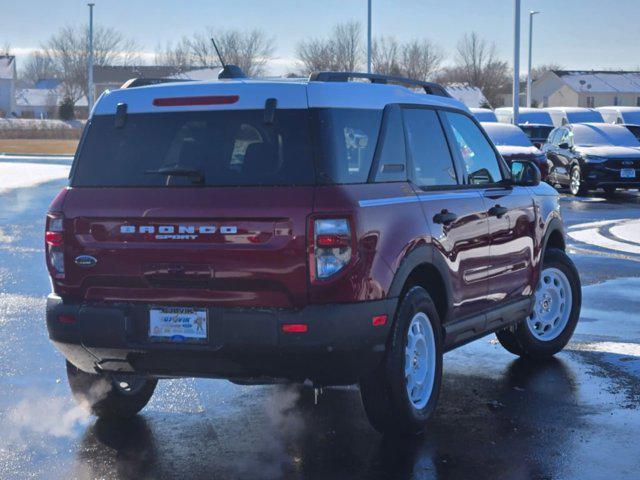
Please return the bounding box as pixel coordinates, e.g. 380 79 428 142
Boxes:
310 218 353 281
46 214 65 279
536 154 549 179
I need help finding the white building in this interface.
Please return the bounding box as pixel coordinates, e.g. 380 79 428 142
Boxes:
0 55 17 116
532 70 640 109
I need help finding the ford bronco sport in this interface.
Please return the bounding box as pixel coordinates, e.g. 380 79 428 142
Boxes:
45 70 581 434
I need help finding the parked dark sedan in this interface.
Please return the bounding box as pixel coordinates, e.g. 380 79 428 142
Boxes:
481 122 549 179
542 123 640 195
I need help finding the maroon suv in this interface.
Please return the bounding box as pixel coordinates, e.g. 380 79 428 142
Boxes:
45 71 581 434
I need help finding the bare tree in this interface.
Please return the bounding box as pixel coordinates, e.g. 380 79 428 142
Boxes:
401 39 443 81
154 39 193 69
179 28 275 76
1 42 11 55
529 63 563 82
296 21 363 74
43 25 140 103
372 36 401 76
437 32 509 106
20 51 59 84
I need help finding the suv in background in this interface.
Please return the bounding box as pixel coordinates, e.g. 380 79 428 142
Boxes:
494 107 555 148
543 107 604 127
45 70 581 434
597 106 640 141
543 122 640 195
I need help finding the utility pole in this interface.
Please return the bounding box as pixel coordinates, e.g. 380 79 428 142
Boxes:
527 10 540 108
512 0 521 125
87 3 95 111
367 0 372 73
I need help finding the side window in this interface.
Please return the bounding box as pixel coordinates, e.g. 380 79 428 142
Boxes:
443 111 503 185
403 108 458 187
558 128 573 147
548 128 560 146
373 106 407 182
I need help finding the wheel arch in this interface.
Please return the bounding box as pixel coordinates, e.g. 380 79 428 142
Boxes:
388 245 452 325
542 217 566 259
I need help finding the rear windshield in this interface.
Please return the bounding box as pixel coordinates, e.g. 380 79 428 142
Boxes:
72 107 385 187
520 125 553 141
72 109 315 187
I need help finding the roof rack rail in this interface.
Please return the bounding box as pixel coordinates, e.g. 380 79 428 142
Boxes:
120 78 194 89
309 71 451 98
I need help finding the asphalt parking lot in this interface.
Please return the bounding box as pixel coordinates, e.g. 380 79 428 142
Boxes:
0 160 638 480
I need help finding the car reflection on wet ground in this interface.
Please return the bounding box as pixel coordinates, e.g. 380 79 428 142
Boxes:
0 167 638 479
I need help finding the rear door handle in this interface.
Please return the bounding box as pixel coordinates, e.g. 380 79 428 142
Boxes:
433 210 458 225
488 205 508 218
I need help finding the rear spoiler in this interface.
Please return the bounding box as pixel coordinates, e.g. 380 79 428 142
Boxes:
120 78 194 89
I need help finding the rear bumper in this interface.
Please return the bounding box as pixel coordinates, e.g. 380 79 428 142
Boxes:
46 295 396 385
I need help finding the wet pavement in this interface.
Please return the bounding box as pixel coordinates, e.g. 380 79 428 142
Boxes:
0 166 638 479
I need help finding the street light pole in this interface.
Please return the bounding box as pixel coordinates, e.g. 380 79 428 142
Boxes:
367 0 372 73
87 3 95 111
527 10 540 108
513 0 521 125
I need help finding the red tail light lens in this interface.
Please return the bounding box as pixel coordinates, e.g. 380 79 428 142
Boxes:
310 218 353 281
46 215 65 279
281 323 308 333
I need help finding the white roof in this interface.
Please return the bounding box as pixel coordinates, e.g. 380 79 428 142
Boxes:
570 123 640 147
445 84 487 108
555 71 640 94
93 78 467 116
0 56 15 80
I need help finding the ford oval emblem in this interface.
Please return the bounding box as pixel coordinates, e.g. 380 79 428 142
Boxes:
75 255 97 267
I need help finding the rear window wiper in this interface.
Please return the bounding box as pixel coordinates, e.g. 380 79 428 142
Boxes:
145 165 205 184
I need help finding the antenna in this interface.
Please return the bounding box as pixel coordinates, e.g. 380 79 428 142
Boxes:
210 38 226 68
211 37 247 79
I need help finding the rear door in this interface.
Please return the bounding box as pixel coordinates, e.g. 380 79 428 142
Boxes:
441 111 536 319
62 85 314 309
402 106 491 323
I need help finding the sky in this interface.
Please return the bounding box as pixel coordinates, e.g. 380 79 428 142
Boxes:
2 0 640 75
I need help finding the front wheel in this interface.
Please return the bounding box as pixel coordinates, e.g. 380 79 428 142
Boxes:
66 361 157 418
360 286 443 435
496 248 581 359
568 165 587 196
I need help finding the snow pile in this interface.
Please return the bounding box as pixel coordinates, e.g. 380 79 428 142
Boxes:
0 161 70 193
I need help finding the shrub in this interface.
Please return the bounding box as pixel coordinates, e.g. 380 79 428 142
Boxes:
58 96 75 121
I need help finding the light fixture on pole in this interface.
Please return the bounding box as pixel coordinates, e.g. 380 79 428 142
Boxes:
87 3 95 111
513 0 521 125
527 10 540 108
367 0 372 73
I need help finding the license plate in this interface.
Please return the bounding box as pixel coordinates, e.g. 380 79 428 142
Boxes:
149 307 208 342
620 168 636 178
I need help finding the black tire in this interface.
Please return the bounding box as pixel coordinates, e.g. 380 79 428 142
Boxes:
495 248 581 360
66 361 157 418
568 165 588 196
359 286 443 435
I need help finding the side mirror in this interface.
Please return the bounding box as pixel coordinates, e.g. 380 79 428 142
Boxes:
558 142 571 150
510 160 541 187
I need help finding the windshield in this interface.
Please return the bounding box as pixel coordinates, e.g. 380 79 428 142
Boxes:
72 110 315 187
573 124 640 147
621 111 640 124
566 111 604 123
483 124 533 147
519 111 553 125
